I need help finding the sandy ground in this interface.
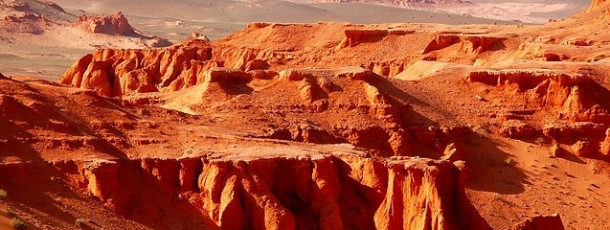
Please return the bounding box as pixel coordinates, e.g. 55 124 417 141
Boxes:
0 43 84 80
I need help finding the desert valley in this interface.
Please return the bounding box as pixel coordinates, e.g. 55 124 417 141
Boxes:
0 0 609 229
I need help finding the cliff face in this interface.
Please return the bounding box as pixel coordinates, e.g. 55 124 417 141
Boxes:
59 39 212 97
49 154 490 230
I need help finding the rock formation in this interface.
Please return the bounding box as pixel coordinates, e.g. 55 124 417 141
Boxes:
45 154 493 229
59 39 212 96
75 12 135 36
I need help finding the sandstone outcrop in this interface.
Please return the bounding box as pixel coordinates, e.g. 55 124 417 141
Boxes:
51 154 490 230
75 12 135 35
59 39 213 96
467 69 610 123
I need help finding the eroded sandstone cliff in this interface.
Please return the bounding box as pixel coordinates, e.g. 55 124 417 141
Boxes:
51 154 492 230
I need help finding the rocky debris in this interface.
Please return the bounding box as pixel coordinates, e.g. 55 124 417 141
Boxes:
361 61 407 77
498 120 539 140
145 36 173 47
542 122 607 143
571 140 599 157
549 143 566 158
562 39 591 46
335 66 376 80
257 123 343 144
75 12 135 35
364 82 400 121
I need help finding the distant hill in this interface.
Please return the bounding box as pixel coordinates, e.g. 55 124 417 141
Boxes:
289 0 588 23
0 0 75 21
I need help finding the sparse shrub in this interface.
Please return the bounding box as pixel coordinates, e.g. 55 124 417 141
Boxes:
75 218 86 228
493 20 498 25
0 189 7 198
10 217 26 229
534 137 546 145
476 127 489 137
6 208 15 217
188 196 197 205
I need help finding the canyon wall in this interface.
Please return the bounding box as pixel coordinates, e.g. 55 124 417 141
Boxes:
47 154 491 229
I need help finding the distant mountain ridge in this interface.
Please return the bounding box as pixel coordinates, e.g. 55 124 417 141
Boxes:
301 0 467 7
310 0 464 3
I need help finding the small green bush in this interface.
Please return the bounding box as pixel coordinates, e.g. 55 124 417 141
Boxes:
0 189 7 198
10 217 26 229
75 218 86 227
517 22 524 28
504 157 514 165
476 128 489 137
534 137 546 145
